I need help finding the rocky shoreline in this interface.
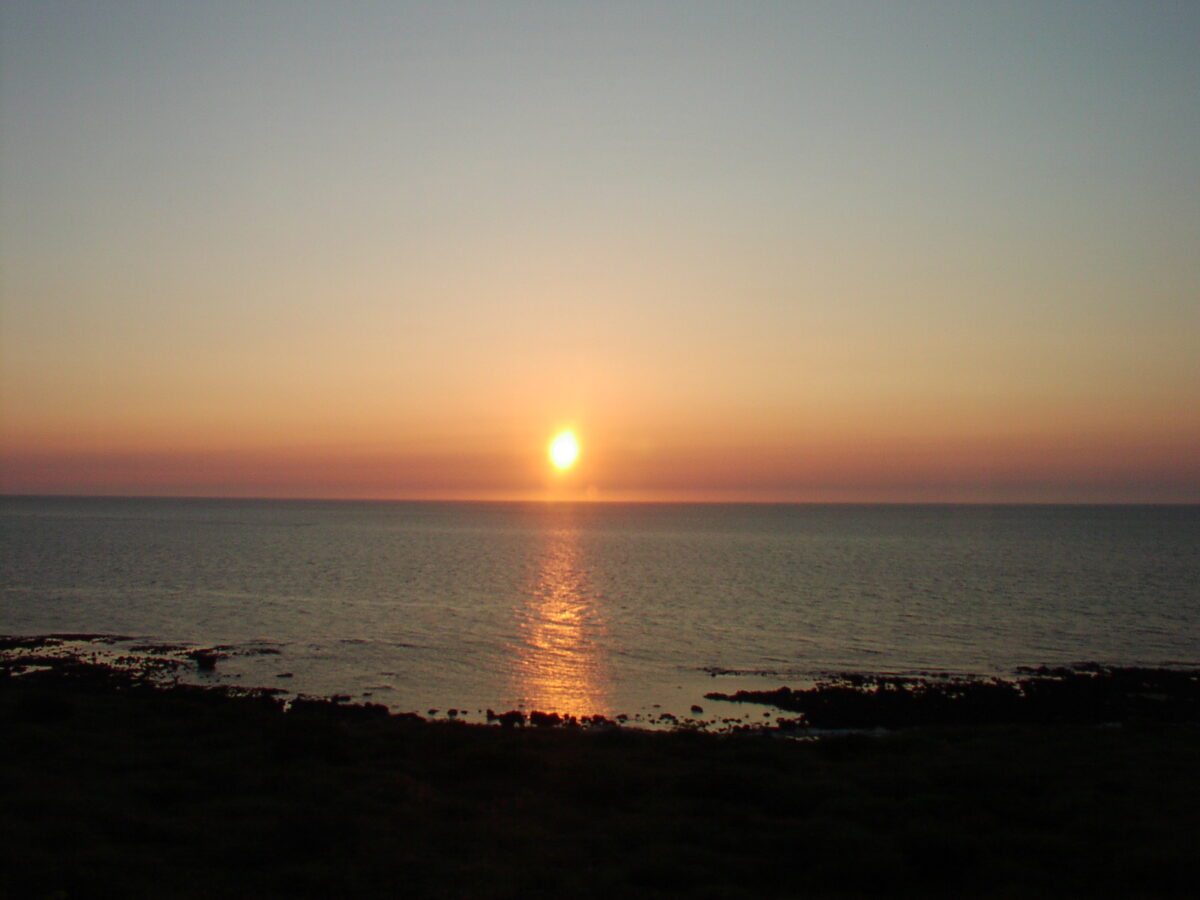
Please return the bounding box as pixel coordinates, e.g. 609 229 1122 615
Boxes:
707 665 1200 730
4 636 1199 897
10 633 1199 734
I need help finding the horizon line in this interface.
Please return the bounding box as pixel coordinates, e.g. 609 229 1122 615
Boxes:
3 492 1197 508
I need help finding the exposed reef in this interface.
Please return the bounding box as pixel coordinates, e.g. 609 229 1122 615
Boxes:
705 665 1200 729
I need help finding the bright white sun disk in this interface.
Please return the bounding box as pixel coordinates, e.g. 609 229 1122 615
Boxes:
549 430 580 470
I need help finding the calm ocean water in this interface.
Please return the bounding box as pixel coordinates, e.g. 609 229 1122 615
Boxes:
3 497 1198 721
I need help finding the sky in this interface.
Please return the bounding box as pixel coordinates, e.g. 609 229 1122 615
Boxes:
2 0 1198 502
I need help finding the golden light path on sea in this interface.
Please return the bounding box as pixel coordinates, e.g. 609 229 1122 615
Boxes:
511 522 609 718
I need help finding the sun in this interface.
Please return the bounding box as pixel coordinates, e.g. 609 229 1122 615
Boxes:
549 430 580 470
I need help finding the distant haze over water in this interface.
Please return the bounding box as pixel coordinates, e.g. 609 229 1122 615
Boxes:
2 497 1197 720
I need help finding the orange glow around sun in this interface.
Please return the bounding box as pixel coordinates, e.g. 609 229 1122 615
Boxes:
549 430 580 470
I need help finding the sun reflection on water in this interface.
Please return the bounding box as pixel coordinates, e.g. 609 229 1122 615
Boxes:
512 524 609 717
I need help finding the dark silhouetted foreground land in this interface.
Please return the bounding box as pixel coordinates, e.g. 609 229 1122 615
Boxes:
3 637 1199 898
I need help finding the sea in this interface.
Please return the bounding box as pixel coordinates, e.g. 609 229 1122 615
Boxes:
2 496 1198 724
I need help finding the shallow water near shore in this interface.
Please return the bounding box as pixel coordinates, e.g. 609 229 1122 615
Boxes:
3 497 1198 720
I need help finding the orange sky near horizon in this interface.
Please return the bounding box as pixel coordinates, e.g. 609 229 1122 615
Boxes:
2 3 1198 504
4 414 1196 503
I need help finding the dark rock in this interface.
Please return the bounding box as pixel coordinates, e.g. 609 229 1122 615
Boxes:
704 666 1200 729
186 650 221 671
